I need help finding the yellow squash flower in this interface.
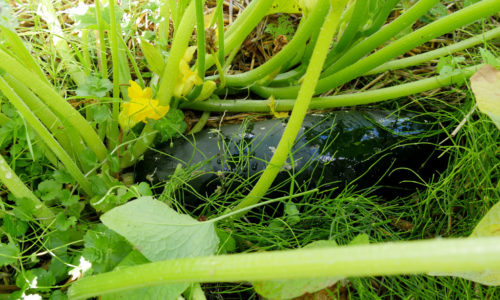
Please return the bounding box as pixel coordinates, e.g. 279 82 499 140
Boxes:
119 80 170 131
174 46 203 98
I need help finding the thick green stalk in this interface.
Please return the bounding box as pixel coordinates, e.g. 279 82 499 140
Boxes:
157 0 196 106
195 0 205 80
80 29 91 76
0 77 93 195
159 1 171 46
0 26 49 85
0 49 107 162
108 0 121 150
95 0 108 78
254 0 500 98
322 0 438 77
229 0 348 216
189 0 207 100
224 0 330 87
0 153 54 225
365 26 500 75
68 237 500 300
216 0 224 66
181 65 479 112
3 75 75 156
204 0 274 70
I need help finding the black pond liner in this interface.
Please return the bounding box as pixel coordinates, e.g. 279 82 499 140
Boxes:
134 110 448 212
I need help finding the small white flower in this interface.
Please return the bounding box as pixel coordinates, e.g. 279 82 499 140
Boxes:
68 256 92 281
28 277 37 289
21 293 42 300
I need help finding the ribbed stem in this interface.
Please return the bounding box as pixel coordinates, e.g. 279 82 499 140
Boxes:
68 237 500 300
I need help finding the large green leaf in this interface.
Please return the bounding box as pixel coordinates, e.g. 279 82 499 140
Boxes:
470 64 500 130
101 197 219 261
253 240 343 299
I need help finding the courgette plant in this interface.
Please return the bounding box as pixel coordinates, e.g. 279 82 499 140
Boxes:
0 0 499 299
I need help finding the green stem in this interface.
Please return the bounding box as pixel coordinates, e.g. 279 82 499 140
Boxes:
223 0 330 87
229 0 347 217
0 26 49 85
108 0 121 150
95 0 108 78
159 1 171 46
365 26 500 75
216 0 224 66
0 153 54 225
0 49 108 162
254 0 500 98
80 29 92 76
119 123 158 169
204 0 274 70
157 0 196 106
188 111 210 135
195 0 205 80
0 77 93 195
322 0 438 77
68 237 500 300
118 33 144 90
3 75 75 156
181 65 479 112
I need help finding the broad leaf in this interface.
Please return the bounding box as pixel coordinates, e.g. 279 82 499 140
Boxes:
470 65 500 129
0 243 19 266
253 240 343 300
101 197 219 261
140 38 166 76
102 250 188 300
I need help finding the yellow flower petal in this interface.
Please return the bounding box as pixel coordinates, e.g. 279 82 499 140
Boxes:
119 81 170 131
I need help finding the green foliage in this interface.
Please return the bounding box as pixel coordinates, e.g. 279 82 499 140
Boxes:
101 197 219 261
154 108 188 142
0 0 17 30
76 75 113 98
140 38 165 76
66 2 123 30
265 15 295 40
0 242 19 266
436 55 465 75
82 224 132 274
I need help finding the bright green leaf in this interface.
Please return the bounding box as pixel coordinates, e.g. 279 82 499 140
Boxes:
0 242 19 266
101 197 219 261
82 224 132 273
253 240 343 299
470 65 500 129
140 38 166 76
154 108 188 142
